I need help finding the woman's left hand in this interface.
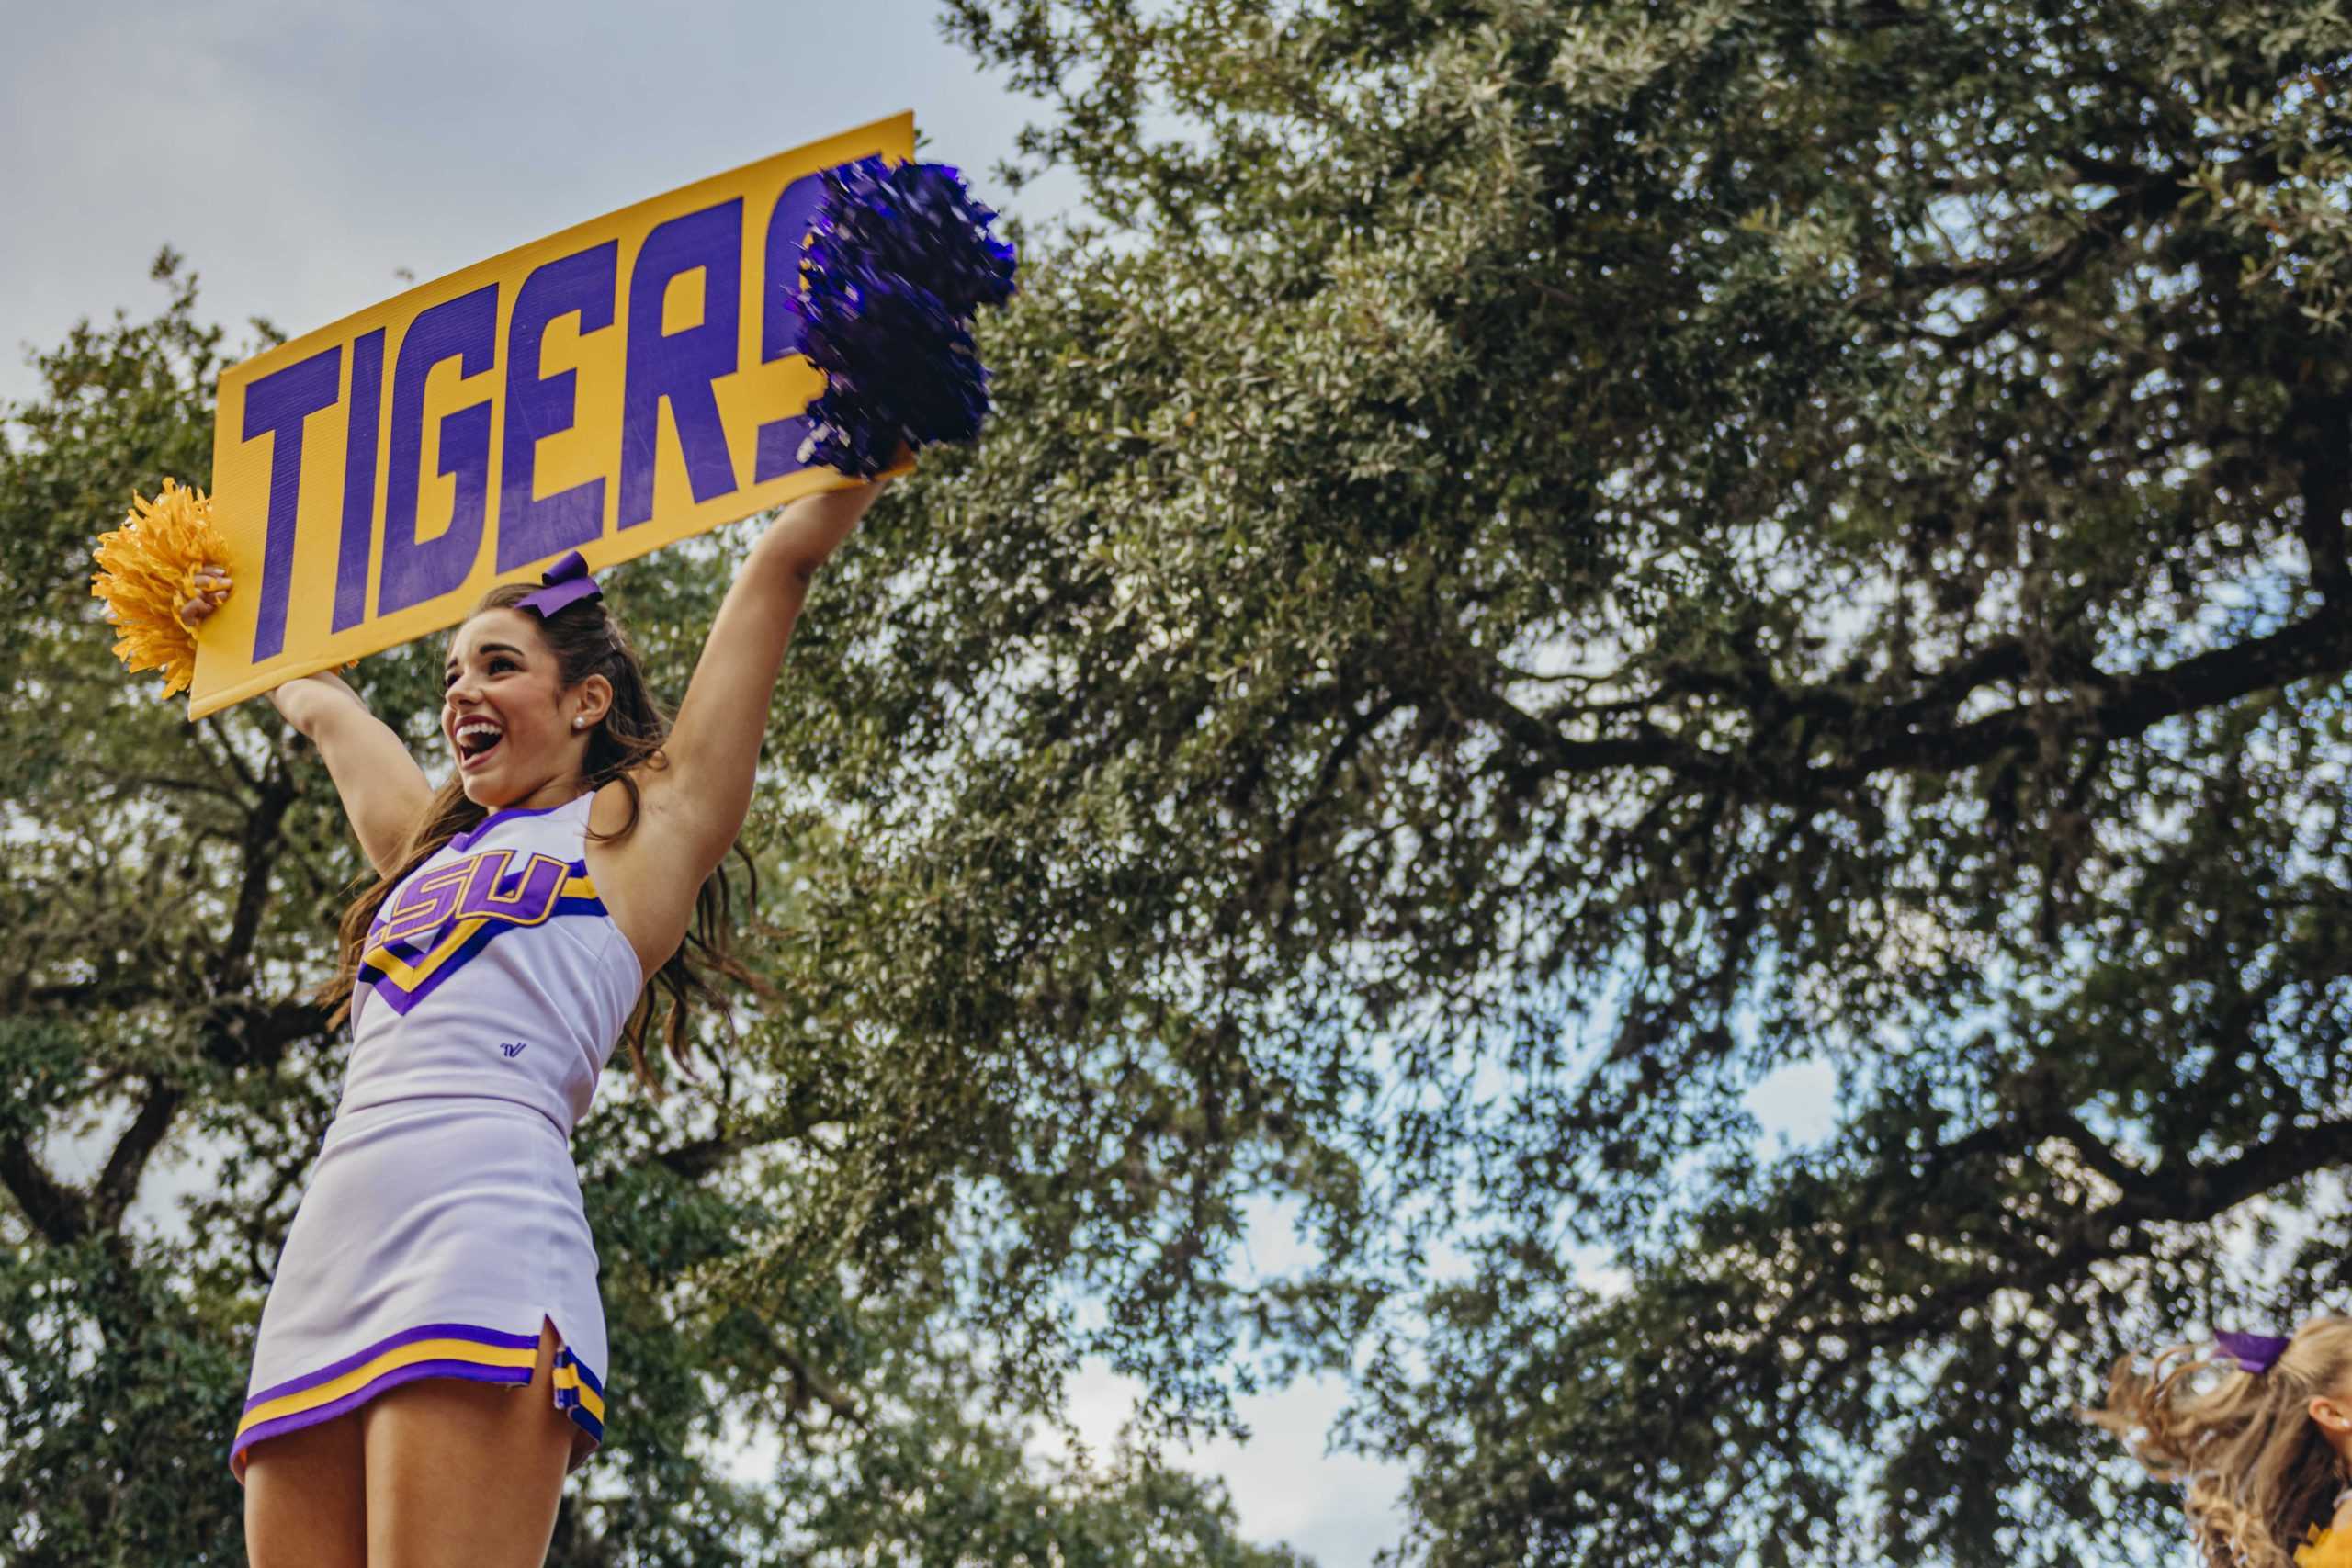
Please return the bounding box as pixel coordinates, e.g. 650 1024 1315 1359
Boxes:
765 473 893 579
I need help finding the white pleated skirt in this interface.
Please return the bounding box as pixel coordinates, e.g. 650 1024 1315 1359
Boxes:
230 1094 609 1484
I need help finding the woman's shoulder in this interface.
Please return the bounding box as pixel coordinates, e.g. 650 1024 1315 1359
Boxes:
579 771 698 982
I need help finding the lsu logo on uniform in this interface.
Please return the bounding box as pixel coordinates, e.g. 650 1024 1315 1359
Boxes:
358 848 607 1015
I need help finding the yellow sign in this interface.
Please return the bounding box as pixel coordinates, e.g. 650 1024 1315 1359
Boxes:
189 111 916 719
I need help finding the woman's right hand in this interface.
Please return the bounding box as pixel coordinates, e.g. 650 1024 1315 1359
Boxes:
177 565 232 628
178 565 347 736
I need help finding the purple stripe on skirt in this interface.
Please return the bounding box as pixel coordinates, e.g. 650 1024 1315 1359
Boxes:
232 1358 534 1473
242 1320 542 1410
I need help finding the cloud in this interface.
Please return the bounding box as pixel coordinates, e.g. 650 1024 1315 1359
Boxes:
1046 1358 1413 1565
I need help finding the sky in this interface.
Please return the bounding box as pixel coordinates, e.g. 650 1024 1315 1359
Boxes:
2 2 1417 1561
5 6 1852 1561
0 0 1087 407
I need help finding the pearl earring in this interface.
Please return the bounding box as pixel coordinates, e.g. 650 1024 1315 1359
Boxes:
572 717 584 730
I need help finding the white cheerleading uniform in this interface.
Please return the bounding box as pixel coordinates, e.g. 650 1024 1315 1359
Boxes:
231 792 641 1484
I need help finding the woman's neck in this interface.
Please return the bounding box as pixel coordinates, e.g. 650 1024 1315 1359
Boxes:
490 774 590 815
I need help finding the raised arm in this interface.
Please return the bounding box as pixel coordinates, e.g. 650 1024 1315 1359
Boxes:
177 566 433 876
267 671 435 875
636 479 889 879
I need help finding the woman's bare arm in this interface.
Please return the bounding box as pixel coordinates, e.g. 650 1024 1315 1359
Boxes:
628 479 888 881
181 567 432 876
267 671 435 875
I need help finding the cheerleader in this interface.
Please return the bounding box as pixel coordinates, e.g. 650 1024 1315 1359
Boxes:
2088 1320 2352 1567
177 479 886 1565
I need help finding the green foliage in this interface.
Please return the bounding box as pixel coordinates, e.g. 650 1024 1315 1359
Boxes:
904 0 2352 1562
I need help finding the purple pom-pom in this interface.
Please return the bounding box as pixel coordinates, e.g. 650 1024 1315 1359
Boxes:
785 157 1018 478
807 158 1018 317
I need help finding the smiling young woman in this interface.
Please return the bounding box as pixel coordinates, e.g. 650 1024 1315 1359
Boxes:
178 478 888 1567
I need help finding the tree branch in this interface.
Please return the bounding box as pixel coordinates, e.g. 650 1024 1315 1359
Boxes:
213 757 297 995
0 1136 87 1245
1832 1116 2352 1359
1843 606 2352 778
199 996 335 1073
652 1091 835 1179
91 1077 184 1234
2285 386 2352 610
1467 603 2352 806
657 1134 757 1180
770 1328 864 1426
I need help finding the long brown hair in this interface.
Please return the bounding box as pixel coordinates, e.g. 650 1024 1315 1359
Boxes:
2086 1319 2352 1567
314 578 775 1100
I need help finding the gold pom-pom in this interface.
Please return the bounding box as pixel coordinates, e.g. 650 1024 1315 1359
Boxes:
2301 1526 2352 1568
90 478 227 700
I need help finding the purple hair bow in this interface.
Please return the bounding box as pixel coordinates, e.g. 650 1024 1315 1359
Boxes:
516 549 602 618
2217 1330 2292 1375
